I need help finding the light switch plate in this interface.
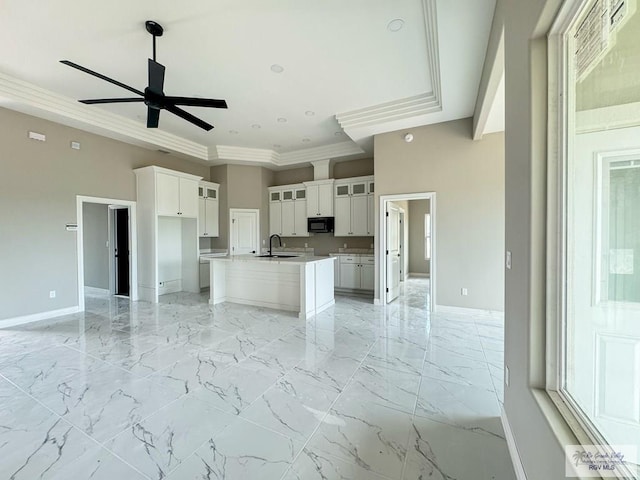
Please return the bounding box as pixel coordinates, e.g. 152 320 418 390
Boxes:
506 251 512 269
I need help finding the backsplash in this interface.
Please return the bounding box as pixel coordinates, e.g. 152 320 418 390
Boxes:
272 235 373 256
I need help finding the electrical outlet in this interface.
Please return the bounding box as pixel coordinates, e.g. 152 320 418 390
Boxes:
304 243 308 248
461 288 468 296
505 365 510 386
343 243 347 249
262 239 265 245
49 290 56 298
506 251 512 269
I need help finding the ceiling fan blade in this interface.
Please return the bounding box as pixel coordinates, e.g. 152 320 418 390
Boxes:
79 98 145 105
163 96 228 109
147 107 160 128
148 59 165 94
165 105 213 131
60 60 144 96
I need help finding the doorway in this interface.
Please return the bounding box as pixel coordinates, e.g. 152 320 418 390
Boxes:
76 196 138 311
379 193 435 311
229 208 260 255
112 207 130 297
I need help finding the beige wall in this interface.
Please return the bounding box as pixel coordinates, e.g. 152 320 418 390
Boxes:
375 118 505 311
210 164 273 250
333 158 374 179
271 157 374 186
504 0 572 478
82 203 109 289
272 165 314 185
408 199 430 275
0 107 209 321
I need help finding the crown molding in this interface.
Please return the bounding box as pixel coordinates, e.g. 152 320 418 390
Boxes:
335 92 441 130
0 71 208 160
210 141 364 167
277 141 364 166
423 0 441 105
211 145 278 164
335 0 442 141
0 71 366 168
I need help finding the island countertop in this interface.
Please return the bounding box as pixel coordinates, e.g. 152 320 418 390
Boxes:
203 254 336 265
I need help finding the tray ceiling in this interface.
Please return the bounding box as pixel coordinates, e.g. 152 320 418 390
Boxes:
0 0 496 166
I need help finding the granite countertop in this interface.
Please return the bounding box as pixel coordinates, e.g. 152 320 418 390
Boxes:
329 252 375 257
205 254 336 265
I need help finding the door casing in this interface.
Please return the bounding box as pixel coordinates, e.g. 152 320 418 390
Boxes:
377 192 436 311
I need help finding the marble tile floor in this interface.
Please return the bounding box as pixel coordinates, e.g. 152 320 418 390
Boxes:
0 278 514 479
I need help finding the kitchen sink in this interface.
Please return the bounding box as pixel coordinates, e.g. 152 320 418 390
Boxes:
256 254 299 258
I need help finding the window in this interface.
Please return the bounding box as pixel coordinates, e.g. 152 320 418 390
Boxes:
424 213 431 260
552 0 640 473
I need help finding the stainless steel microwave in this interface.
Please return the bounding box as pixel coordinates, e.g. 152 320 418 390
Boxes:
307 217 334 233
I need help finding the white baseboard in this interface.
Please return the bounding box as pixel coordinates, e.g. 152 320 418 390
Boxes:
84 286 109 295
434 304 504 316
0 306 81 328
501 407 528 480
408 272 430 278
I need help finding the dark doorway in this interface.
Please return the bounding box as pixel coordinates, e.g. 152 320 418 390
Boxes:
114 208 130 296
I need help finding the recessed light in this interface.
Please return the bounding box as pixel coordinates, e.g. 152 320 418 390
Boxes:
305 111 315 116
302 138 311 143
270 64 284 73
229 130 239 134
387 18 405 32
277 117 287 123
334 131 344 136
404 133 414 143
251 124 261 129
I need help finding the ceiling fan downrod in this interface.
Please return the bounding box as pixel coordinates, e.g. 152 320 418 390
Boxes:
145 20 164 62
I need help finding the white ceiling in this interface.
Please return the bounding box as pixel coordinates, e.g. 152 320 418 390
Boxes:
0 0 498 167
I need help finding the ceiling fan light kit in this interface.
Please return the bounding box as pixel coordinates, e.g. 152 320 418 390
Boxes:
60 20 227 131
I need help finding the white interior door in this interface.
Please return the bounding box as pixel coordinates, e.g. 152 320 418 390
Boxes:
230 209 258 255
386 203 401 303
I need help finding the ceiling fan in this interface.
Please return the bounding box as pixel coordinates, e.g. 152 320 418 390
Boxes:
60 21 227 131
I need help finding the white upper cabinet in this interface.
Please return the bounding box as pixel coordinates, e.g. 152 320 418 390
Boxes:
333 176 374 237
304 180 335 217
198 181 220 237
156 171 199 217
268 184 309 237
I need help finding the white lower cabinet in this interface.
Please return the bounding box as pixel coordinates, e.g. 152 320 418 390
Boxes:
334 255 374 292
199 262 210 289
340 262 359 289
361 264 374 290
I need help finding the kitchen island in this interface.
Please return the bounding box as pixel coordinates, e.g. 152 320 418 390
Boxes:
206 255 336 320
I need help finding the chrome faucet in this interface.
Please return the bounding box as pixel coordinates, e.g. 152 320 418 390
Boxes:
269 234 282 256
